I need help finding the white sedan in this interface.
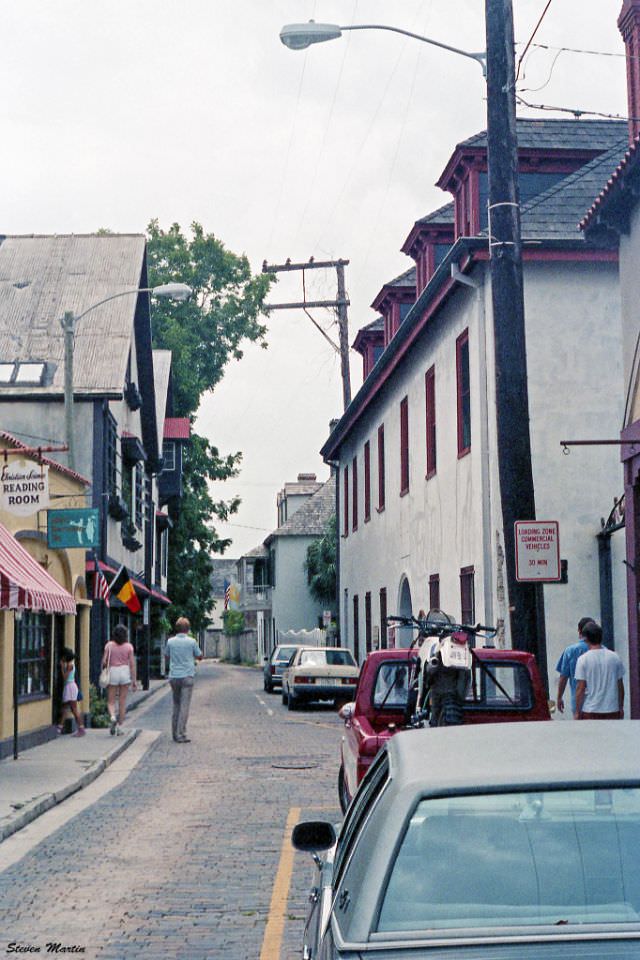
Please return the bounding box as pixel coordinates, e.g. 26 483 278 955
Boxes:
282 646 359 710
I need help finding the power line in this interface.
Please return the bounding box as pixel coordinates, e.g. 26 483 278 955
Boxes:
516 0 554 81
527 41 628 60
516 93 639 122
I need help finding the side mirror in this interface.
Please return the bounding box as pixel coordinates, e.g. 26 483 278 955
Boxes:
338 702 355 721
292 820 336 853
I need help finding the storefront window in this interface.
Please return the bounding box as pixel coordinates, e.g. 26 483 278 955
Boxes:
16 610 51 698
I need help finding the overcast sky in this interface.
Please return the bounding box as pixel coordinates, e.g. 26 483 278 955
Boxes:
0 1 628 555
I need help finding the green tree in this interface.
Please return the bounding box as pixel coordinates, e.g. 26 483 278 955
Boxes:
147 221 273 632
305 516 337 608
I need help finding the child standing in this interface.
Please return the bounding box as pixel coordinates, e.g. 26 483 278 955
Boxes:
58 647 86 737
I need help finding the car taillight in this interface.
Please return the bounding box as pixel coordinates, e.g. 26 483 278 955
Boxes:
295 676 313 684
270 665 276 675
342 677 357 684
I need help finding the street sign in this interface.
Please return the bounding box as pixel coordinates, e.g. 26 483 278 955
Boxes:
47 508 100 548
322 610 332 627
515 521 560 582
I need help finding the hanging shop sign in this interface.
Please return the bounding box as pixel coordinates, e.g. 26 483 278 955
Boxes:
515 520 561 582
47 508 100 548
0 459 50 515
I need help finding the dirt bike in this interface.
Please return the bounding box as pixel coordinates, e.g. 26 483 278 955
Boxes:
385 609 498 727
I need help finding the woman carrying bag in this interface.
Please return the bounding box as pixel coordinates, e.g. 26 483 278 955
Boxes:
101 625 137 735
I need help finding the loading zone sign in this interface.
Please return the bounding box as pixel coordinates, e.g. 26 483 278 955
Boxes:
515 521 561 582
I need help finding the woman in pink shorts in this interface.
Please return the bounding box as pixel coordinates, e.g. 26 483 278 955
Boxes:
101 624 137 735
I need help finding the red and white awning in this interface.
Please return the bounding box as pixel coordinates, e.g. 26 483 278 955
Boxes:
0 521 76 614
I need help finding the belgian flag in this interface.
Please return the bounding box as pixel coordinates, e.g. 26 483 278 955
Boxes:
109 565 141 614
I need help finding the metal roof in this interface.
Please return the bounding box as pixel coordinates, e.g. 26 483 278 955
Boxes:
389 721 640 795
0 234 146 397
163 417 190 440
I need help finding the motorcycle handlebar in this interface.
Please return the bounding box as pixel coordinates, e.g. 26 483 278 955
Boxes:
385 614 496 637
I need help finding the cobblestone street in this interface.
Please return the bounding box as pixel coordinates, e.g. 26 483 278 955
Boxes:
0 661 343 960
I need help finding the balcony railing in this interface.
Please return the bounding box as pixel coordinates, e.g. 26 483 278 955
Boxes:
238 584 272 610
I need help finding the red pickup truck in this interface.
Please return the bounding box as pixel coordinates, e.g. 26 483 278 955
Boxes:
338 646 551 811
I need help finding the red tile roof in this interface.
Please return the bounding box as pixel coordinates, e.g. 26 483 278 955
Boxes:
163 418 190 440
0 432 90 485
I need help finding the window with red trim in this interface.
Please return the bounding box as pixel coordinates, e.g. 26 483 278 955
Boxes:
456 330 471 456
400 396 409 495
343 465 349 537
365 591 372 653
460 566 475 624
377 424 385 511
379 587 387 649
352 455 358 531
364 440 371 522
429 573 440 611
353 594 360 663
425 365 436 478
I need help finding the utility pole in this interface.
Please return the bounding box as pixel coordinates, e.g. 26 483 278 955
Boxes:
485 0 546 680
262 258 352 410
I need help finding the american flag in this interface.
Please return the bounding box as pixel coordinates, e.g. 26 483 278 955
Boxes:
223 579 231 610
93 557 110 606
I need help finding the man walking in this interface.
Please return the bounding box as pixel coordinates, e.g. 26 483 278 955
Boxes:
574 621 625 720
165 616 203 743
555 617 594 716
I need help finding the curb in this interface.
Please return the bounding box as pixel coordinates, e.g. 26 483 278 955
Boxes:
127 679 169 714
0 729 139 844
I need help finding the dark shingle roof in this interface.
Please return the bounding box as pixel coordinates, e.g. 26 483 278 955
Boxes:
517 140 628 240
386 266 416 288
265 476 335 541
417 202 455 226
460 119 627 152
581 135 640 229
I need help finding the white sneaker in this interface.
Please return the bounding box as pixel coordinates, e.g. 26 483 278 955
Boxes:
110 716 117 736
116 724 124 736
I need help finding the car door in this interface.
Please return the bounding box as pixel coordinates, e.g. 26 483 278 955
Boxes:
317 752 391 956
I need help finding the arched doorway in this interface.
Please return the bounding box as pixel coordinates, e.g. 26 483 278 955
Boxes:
397 577 413 648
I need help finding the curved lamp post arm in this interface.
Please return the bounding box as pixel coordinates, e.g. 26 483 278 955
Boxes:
341 24 487 76
280 21 487 76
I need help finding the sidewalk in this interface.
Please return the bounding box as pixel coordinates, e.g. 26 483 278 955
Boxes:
0 677 168 843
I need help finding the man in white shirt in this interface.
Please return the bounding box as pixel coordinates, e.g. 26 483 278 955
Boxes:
574 621 624 720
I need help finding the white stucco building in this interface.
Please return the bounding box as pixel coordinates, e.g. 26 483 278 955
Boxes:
322 119 628 694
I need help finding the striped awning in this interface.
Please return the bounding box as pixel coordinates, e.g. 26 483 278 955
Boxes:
0 521 76 614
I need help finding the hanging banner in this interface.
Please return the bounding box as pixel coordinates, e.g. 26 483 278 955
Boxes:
0 459 50 515
47 508 100 548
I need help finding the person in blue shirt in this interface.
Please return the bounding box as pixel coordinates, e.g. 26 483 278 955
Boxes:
165 617 203 743
556 617 594 716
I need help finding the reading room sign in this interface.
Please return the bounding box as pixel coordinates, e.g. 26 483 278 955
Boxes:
0 459 50 515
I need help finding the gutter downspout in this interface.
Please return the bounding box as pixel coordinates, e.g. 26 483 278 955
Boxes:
451 263 494 629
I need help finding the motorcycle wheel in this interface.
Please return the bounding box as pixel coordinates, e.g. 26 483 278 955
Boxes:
338 765 350 814
437 697 464 726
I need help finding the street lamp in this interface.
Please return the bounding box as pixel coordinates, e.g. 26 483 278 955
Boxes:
279 21 487 75
61 283 192 470
281 4 545 675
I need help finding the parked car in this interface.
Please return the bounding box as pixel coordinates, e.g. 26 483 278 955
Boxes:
263 644 301 693
338 646 550 811
282 646 359 710
293 721 640 959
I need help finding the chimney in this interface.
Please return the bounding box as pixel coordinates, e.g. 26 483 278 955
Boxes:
619 0 640 143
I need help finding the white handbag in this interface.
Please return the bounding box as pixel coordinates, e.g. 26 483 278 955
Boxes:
98 644 111 689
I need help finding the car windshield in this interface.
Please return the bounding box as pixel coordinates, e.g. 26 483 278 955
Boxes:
378 788 640 933
372 662 409 709
276 646 297 663
299 649 356 667
465 661 533 710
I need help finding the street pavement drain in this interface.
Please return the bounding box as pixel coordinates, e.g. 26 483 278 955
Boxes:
271 761 318 770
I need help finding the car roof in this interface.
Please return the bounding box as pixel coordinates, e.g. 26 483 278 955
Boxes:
388 721 640 794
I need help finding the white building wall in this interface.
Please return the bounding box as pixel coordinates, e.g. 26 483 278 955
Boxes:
271 535 325 636
337 257 625 693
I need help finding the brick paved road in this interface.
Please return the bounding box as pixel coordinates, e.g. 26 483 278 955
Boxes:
0 661 343 960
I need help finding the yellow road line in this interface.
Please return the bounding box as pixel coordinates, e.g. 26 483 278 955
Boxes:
260 805 301 960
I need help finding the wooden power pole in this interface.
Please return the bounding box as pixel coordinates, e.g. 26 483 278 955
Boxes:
262 258 352 410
